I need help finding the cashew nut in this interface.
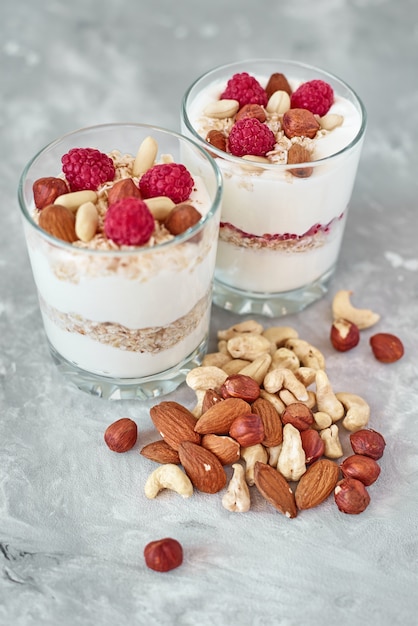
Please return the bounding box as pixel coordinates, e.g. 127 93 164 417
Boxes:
294 367 317 387
320 424 343 459
144 464 193 499
186 365 228 391
270 347 300 372
227 334 272 361
218 320 264 340
277 423 306 481
262 325 299 347
217 339 230 355
332 290 380 329
278 389 298 406
285 338 326 370
336 392 371 432
191 389 206 419
241 444 268 486
259 389 286 415
263 368 309 402
238 353 272 385
222 358 251 375
312 411 333 430
267 444 282 467
202 352 232 369
315 370 345 422
222 464 251 513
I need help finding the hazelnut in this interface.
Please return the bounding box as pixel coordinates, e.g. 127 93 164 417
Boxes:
340 454 381 486
220 374 261 403
201 388 224 414
206 129 227 153
33 177 69 210
281 402 314 431
104 417 137 453
165 203 202 236
330 318 360 352
334 477 370 514
107 178 142 205
235 104 267 123
282 108 320 139
144 537 183 572
229 413 265 447
300 429 325 464
350 429 386 460
369 333 404 363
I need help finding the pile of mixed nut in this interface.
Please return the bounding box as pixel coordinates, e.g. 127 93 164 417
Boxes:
103 290 404 571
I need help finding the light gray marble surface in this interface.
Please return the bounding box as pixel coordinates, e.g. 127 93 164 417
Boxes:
1 1 418 624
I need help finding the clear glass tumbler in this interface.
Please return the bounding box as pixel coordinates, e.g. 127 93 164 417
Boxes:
18 123 222 399
181 59 367 317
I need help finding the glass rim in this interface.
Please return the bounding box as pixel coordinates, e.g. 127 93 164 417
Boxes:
181 58 367 168
18 122 223 256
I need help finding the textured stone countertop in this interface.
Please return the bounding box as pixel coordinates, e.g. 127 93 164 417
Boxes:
1 1 418 625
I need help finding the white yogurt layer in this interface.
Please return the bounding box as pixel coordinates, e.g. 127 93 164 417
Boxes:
186 75 364 294
26 176 218 378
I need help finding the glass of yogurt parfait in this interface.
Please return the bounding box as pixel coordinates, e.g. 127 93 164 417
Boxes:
181 59 366 317
18 123 222 399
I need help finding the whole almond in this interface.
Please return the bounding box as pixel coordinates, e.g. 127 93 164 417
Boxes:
251 396 283 447
33 177 69 210
38 204 77 243
369 333 404 363
194 397 252 435
201 434 240 465
282 108 320 139
150 401 201 451
253 461 297 519
295 458 339 510
265 72 292 98
178 441 227 493
107 178 142 205
140 440 180 464
287 144 313 178
165 203 202 236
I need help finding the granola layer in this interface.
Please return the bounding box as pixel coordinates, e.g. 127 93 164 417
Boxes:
39 288 211 354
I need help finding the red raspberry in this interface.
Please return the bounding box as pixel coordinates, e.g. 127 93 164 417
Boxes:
290 79 334 117
139 163 194 204
220 72 267 108
228 118 276 157
104 197 155 246
61 148 115 192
